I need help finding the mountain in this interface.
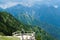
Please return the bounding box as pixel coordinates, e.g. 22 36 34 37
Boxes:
0 8 3 11
0 11 56 40
0 11 21 35
5 4 60 40
5 4 44 25
5 4 60 26
32 5 60 39
5 4 28 23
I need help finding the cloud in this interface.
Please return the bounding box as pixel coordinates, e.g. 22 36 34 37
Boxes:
0 0 60 9
0 0 22 3
0 2 19 9
19 2 34 7
0 0 36 9
53 5 59 8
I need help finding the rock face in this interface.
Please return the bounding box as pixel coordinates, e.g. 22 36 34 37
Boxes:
0 11 56 40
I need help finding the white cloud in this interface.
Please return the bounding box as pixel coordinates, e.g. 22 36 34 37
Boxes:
19 2 34 7
53 5 59 8
0 2 19 9
0 0 60 9
37 0 43 1
0 1 34 9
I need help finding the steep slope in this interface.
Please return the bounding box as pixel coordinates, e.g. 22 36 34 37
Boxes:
0 11 21 35
0 11 56 40
5 4 34 25
5 4 60 40
5 4 60 26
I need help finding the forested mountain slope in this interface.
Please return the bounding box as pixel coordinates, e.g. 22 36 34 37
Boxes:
0 12 56 40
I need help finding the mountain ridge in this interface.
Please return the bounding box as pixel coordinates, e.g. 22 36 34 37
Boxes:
0 11 57 40
0 4 60 40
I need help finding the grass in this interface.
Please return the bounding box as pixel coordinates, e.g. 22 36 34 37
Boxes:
0 36 20 40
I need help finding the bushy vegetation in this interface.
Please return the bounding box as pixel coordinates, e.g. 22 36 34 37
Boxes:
0 11 56 40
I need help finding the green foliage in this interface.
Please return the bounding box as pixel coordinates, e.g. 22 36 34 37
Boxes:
0 12 21 35
0 11 56 40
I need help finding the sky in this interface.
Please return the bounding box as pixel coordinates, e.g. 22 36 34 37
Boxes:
0 0 60 9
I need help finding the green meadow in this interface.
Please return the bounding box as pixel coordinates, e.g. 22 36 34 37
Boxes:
0 36 20 40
